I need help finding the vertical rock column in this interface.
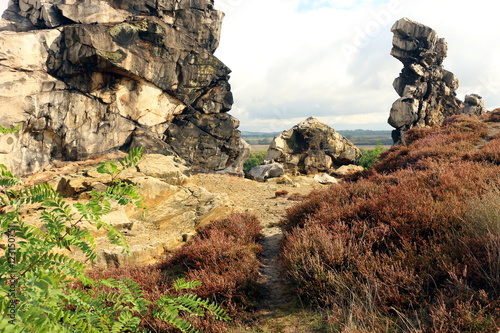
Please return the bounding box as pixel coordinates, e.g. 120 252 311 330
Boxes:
388 18 464 144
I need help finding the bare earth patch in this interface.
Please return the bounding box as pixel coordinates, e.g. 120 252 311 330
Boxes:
191 173 325 332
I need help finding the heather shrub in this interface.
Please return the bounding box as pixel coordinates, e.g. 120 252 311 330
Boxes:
197 212 263 245
486 108 500 122
375 116 488 173
280 115 500 331
470 138 500 164
442 114 489 137
86 213 263 332
160 213 263 320
275 190 289 198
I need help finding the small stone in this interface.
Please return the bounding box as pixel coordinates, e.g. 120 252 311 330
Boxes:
333 165 365 176
314 173 339 185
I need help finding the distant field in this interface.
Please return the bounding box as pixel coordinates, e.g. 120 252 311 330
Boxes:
242 129 393 147
358 144 392 150
250 144 392 153
251 145 269 152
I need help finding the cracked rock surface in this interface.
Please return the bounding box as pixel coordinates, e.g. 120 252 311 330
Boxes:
0 0 248 176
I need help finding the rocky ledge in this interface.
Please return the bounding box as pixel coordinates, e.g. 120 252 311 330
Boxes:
19 153 236 268
0 0 249 176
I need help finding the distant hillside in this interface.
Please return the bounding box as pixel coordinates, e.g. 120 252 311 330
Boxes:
241 129 392 145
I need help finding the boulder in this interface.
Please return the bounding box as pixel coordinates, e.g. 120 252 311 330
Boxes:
333 164 365 176
313 173 339 185
462 94 487 115
0 0 247 176
136 154 189 186
264 117 361 174
388 18 481 144
248 163 285 182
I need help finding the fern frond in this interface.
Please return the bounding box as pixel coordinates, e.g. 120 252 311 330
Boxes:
97 161 120 176
104 181 143 207
174 278 202 291
0 164 21 188
200 298 232 322
153 307 198 333
2 183 58 207
119 147 144 170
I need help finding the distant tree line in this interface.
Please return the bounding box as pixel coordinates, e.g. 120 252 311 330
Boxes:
241 130 393 146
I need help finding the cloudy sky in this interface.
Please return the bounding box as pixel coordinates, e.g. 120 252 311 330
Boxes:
2 1 499 132
214 0 500 132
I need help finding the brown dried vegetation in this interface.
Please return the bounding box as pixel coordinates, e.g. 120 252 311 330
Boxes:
86 213 263 332
280 115 500 332
275 190 289 198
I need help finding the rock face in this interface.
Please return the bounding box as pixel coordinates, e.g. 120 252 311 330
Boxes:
263 117 361 175
388 18 484 143
37 153 236 268
0 0 248 176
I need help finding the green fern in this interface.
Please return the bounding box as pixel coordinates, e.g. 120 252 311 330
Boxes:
0 164 21 188
0 146 230 332
174 278 203 291
154 279 231 332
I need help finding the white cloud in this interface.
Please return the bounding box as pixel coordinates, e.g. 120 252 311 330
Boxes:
0 0 8 14
1 0 498 132
216 0 500 131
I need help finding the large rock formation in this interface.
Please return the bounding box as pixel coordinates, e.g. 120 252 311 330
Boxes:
262 117 361 175
19 153 236 268
388 18 484 143
0 0 248 176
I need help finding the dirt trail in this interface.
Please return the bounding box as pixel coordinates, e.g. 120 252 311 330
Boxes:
191 174 320 315
258 226 290 309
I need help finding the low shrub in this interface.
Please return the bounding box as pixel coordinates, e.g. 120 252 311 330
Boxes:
486 108 500 122
244 151 266 173
275 190 289 198
159 213 263 329
358 142 386 169
375 116 489 173
470 138 500 164
85 213 263 332
280 115 500 331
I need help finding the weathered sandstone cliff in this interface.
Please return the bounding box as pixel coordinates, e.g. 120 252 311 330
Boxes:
0 0 248 176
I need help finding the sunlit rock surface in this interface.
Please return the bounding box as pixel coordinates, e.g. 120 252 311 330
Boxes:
0 0 248 176
388 18 478 143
